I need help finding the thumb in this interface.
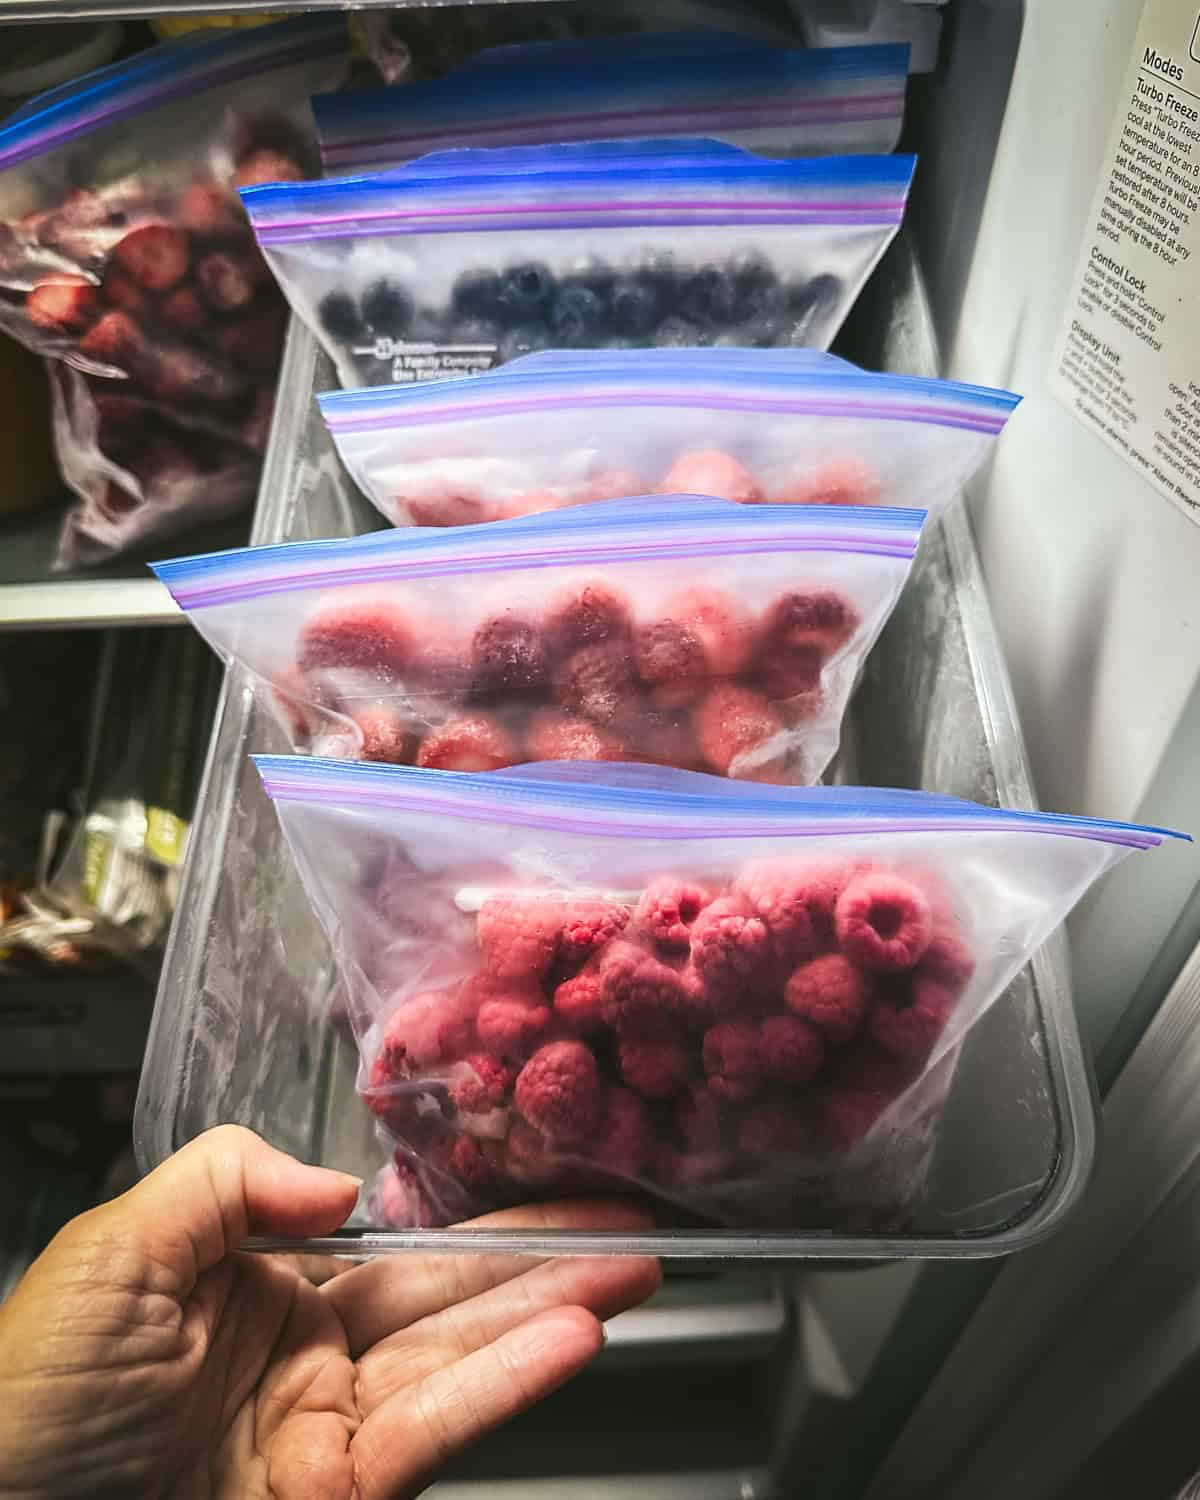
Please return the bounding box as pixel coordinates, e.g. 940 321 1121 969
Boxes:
105 1125 360 1291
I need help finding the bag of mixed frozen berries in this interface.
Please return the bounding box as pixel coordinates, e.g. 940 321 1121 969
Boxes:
254 757 1182 1232
318 347 1018 528
240 139 915 389
153 496 924 785
0 16 346 568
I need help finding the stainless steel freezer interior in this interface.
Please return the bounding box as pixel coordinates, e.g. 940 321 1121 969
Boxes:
134 243 1095 1258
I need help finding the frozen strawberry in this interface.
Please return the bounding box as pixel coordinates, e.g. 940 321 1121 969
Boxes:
869 975 956 1062
589 1086 653 1178
581 467 647 502
112 223 189 291
755 644 824 707
233 149 306 188
476 894 559 982
553 965 606 1034
555 640 639 725
702 1021 761 1103
693 683 786 781
196 250 262 312
515 1039 602 1143
179 180 246 236
404 484 488 528
665 586 752 677
376 987 477 1077
619 706 704 771
634 877 713 955
525 708 626 764
758 1013 823 1084
659 448 764 504
25 276 99 334
416 714 517 772
736 1094 812 1155
556 898 631 972
490 490 560 521
598 939 685 1039
298 599 415 679
619 1035 692 1099
835 871 933 973
633 618 709 709
757 588 860 659
352 706 413 764
544 580 632 658
214 295 288 381
476 993 552 1059
78 310 144 368
785 953 870 1043
470 613 550 701
690 896 773 1001
773 457 882 507
918 928 976 993
159 284 205 334
100 263 149 315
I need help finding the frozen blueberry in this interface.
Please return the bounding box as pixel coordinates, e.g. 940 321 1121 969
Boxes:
727 251 782 323
498 323 549 361
319 291 365 343
654 316 710 348
407 308 446 343
362 279 414 336
678 267 739 327
452 268 504 321
786 274 842 339
550 284 606 345
496 262 556 322
611 275 668 337
564 257 617 300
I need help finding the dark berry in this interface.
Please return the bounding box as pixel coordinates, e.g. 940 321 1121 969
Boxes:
679 267 739 327
496 262 555 322
452 269 504 321
728 251 782 322
655 316 709 348
611 276 666 337
549 284 606 345
564 257 616 300
362 279 414 336
786 274 842 339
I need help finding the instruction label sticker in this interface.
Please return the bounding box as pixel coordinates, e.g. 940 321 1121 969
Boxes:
1052 0 1200 522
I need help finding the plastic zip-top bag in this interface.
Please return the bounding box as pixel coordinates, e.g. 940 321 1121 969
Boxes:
253 758 1185 1234
314 34 910 174
318 347 1019 528
153 496 924 785
240 139 916 388
0 16 347 568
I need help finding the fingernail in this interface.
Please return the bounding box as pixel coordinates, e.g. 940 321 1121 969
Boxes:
310 1166 363 1191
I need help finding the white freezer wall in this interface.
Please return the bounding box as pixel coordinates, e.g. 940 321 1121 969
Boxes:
925 0 1200 1055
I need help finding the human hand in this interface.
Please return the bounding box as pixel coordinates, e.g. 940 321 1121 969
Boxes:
0 1125 661 1499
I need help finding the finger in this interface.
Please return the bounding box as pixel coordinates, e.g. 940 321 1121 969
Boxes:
327 1198 654 1358
92 1126 361 1293
357 1252 661 1413
352 1307 602 1500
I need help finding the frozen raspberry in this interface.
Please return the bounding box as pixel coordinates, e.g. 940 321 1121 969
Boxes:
665 586 752 677
373 1161 442 1228
690 896 773 1000
545 582 633 659
443 1133 503 1195
703 1021 762 1103
581 467 647 502
785 954 870 1043
736 1095 812 1155
758 588 860 659
556 899 631 972
835 872 933 973
676 1085 725 1153
377 987 477 1076
298 599 414 679
634 877 713 955
233 149 305 188
78 310 144 368
829 1041 918 1098
515 1040 602 1143
112 223 189 292
555 640 638 725
504 1118 562 1188
352 706 413 764
477 894 559 983
659 448 764 504
471 614 550 701
676 963 722 1029
553 965 606 1033
732 858 828 969
179 181 245 236
633 618 709 709
25 276 99 334
759 1013 824 1084
598 939 685 1038
196 250 261 312
525 708 626 763
652 1143 729 1189
693 683 787 781
589 1086 653 1178
869 976 956 1062
416 714 517 772
160 284 205 334
619 1036 693 1099
918 928 976 993
773 457 882 508
476 994 552 1059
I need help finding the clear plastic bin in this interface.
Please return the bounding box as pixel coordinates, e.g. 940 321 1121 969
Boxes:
133 243 1096 1259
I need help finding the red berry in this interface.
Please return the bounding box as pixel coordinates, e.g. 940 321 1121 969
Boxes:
918 929 976 994
215 294 288 380
112 223 190 292
633 618 710 709
504 1118 562 1188
449 1053 516 1114
471 613 549 701
544 580 632 659
732 857 837 970
598 939 685 1039
772 457 882 507
147 345 246 407
515 1040 602 1143
659 448 764 503
690 896 773 1001
618 706 704 772
665 586 752 677
758 1013 823 1084
589 1086 653 1178
869 975 956 1062
736 1095 812 1155
758 588 860 660
78 310 144 368
196 250 262 312
476 894 559 983
619 1035 693 1099
178 181 245 236
376 987 477 1076
352 706 413 764
676 1085 726 1153
101 263 150 315
416 715 516 772
25 276 99 334
476 993 552 1058
555 899 631 972
555 640 638 725
234 149 306 188
159 284 205 334
634 877 713 955
404 483 488 528
553 965 606 1034
835 872 933 973
298 599 415 679
693 683 787 781
443 1133 503 1195
702 1021 761 1103
490 489 560 521
525 708 626 763
785 952 869 1043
